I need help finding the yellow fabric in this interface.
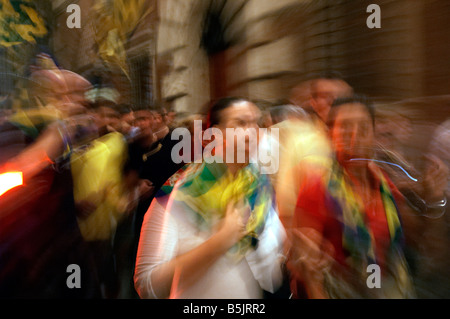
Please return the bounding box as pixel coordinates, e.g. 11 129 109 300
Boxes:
173 162 273 260
0 0 47 47
9 108 62 127
92 0 154 79
270 119 332 221
71 132 128 241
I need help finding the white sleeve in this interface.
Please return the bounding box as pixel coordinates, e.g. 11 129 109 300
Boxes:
134 198 178 299
245 206 287 293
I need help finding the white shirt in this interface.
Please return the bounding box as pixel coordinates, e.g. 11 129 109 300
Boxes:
134 194 286 299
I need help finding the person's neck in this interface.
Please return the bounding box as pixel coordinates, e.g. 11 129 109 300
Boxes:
344 163 371 189
140 132 157 149
153 125 169 141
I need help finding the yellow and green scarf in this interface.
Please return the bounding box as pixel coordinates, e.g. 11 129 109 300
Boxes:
170 161 274 260
327 161 413 296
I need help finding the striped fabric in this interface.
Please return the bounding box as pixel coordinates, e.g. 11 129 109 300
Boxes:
327 161 413 296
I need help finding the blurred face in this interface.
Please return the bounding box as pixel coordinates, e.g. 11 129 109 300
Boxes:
311 79 352 122
152 110 167 130
329 103 374 165
167 111 176 125
121 112 135 126
133 110 156 140
98 106 121 132
120 112 135 134
134 110 155 133
215 101 261 163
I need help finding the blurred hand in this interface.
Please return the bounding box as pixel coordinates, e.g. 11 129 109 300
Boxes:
288 227 335 280
138 179 154 199
216 201 248 250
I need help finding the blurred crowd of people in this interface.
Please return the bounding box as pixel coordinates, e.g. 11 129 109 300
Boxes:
0 54 449 299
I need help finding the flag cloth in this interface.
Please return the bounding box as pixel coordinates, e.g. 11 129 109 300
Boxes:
166 161 275 261
326 160 414 297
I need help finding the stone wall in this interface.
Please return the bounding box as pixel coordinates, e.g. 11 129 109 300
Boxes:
49 0 450 112
156 0 450 113
155 0 211 113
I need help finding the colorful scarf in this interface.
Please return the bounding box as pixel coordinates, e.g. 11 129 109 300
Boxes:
326 161 413 295
168 161 274 260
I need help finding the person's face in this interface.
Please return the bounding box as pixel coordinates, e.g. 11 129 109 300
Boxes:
216 101 261 163
120 112 135 134
152 111 167 130
311 79 351 122
167 111 176 124
330 103 374 165
121 112 136 133
134 110 155 132
160 108 169 124
121 112 135 125
98 106 121 132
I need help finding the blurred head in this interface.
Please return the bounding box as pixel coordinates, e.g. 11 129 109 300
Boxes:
121 111 134 126
119 111 134 134
290 80 312 109
207 97 261 164
327 96 375 166
133 110 156 135
166 111 176 127
28 69 92 117
152 107 169 130
310 78 353 122
96 105 122 133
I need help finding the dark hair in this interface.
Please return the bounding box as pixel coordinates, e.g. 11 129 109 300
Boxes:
91 99 117 111
117 103 132 115
206 97 248 128
327 95 375 128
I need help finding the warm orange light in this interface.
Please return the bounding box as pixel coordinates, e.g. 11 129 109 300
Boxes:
0 172 24 196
